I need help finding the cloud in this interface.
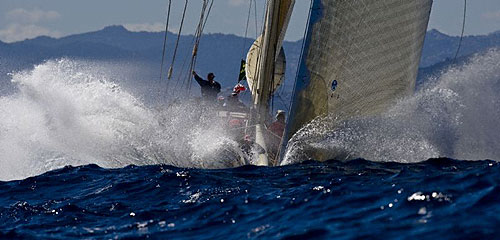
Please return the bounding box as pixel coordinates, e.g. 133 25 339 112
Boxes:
0 8 62 42
6 8 61 23
0 24 61 43
482 10 500 20
228 0 246 7
124 22 165 32
124 22 180 33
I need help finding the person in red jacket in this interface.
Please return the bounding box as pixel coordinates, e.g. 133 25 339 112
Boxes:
266 110 286 160
268 110 285 138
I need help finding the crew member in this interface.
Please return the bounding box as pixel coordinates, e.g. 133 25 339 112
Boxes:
268 110 286 138
266 110 286 159
225 83 247 111
192 71 221 101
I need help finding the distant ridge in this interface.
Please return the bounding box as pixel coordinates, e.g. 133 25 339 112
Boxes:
420 29 500 67
4 26 499 67
102 25 129 32
1 25 499 95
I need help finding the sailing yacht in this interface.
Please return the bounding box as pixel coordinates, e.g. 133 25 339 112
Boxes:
161 0 433 167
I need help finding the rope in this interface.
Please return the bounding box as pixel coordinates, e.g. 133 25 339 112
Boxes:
167 0 188 83
201 0 214 32
270 1 284 115
254 0 259 38
453 0 467 62
185 0 214 92
241 0 253 59
286 1 314 114
275 92 290 110
277 0 314 165
175 35 197 95
159 0 172 85
236 0 254 85
250 0 269 99
185 0 208 91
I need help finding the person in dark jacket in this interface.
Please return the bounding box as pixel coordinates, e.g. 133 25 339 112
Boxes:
192 71 221 101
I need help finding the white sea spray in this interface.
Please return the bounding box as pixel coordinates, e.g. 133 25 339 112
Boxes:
282 49 500 165
0 59 237 180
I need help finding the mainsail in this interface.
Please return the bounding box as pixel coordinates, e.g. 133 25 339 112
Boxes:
282 0 433 161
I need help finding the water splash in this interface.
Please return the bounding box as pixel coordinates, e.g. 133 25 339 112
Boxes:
282 49 500 165
3 49 499 179
0 59 238 180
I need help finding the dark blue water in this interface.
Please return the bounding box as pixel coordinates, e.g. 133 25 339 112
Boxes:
1 158 499 239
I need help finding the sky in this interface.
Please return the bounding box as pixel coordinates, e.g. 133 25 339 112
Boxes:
0 0 499 43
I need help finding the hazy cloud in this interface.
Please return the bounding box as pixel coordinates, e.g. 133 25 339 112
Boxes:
124 22 164 32
0 23 61 42
482 10 500 20
6 8 61 23
0 8 61 42
124 22 180 33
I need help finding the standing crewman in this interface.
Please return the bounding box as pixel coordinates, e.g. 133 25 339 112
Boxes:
266 110 286 160
192 71 221 101
268 110 286 138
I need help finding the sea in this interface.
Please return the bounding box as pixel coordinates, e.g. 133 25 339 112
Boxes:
0 49 499 239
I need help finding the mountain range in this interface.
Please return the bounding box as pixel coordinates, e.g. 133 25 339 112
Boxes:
1 25 499 101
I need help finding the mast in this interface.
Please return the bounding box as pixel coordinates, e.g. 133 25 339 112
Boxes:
253 0 280 119
251 0 281 166
245 0 294 166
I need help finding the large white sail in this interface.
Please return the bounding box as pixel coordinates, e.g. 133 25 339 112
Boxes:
283 0 433 156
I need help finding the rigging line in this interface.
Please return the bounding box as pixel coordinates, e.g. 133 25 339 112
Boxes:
194 1 208 48
201 0 214 32
453 0 467 62
279 67 287 96
275 92 290 110
159 0 172 85
178 34 198 92
270 0 283 112
167 0 188 85
186 0 213 92
276 0 313 165
167 50 191 100
193 0 213 66
159 0 172 102
172 32 197 95
287 0 313 115
251 0 269 100
195 0 213 55
261 0 269 35
254 0 259 38
186 0 208 90
182 0 207 91
241 0 253 60
253 0 270 89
